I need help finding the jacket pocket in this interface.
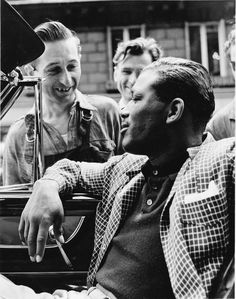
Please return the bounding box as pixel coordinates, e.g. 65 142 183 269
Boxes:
181 190 227 226
180 191 229 259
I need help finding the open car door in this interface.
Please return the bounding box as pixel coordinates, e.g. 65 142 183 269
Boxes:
0 189 99 292
0 0 98 292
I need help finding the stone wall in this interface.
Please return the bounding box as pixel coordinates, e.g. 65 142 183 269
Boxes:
77 30 109 94
147 27 186 58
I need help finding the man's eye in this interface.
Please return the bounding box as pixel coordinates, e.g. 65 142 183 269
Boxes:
67 64 78 71
132 96 141 102
47 67 61 74
122 70 131 75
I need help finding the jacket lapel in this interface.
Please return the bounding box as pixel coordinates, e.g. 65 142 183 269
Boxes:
160 139 216 298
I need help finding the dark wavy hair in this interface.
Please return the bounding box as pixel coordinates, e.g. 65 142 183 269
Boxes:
113 37 162 65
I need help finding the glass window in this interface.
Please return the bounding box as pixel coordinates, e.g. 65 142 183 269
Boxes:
189 26 201 64
207 25 220 76
111 29 123 64
186 21 228 79
129 28 142 40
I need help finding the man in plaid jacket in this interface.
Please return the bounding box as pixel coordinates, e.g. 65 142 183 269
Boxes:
2 57 234 299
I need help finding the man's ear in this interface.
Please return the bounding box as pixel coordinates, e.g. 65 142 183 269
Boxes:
166 98 185 124
23 64 36 76
113 66 118 83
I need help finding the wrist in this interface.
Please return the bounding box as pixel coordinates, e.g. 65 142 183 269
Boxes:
35 178 60 191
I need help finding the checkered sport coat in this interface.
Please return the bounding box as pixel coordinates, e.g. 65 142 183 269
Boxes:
44 136 235 299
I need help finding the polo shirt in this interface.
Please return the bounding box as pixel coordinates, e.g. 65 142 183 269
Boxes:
96 151 189 298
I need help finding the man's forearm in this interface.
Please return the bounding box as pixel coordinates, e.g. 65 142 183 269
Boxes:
42 158 83 193
42 158 107 196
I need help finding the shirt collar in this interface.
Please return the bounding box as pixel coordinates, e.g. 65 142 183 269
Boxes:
187 132 214 159
25 89 97 121
142 132 215 179
142 150 189 180
73 89 97 111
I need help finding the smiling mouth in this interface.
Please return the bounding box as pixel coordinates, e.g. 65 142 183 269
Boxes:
56 87 71 92
121 124 129 134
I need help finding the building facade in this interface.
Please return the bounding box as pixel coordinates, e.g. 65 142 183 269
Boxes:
8 0 235 95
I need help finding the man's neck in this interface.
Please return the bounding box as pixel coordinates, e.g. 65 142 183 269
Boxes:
42 97 74 120
149 135 203 168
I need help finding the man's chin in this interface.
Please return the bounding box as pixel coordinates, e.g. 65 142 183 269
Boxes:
122 140 141 155
54 92 75 103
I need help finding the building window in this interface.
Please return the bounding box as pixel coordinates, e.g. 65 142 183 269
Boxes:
185 20 231 81
106 25 145 91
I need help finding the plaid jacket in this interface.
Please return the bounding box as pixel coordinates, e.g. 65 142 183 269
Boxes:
44 136 235 299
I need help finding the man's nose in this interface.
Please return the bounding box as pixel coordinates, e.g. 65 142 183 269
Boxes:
59 69 72 86
128 72 138 86
120 104 129 119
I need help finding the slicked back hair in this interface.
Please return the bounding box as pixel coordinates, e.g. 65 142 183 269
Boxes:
144 57 215 130
34 21 81 54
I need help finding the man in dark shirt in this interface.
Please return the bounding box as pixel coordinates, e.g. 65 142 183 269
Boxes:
1 57 234 298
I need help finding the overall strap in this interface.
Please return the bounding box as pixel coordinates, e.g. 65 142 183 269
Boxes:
77 101 93 147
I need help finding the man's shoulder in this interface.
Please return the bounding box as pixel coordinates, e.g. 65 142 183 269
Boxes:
107 153 148 171
120 153 148 163
7 116 26 136
204 136 234 148
216 101 234 117
199 137 235 159
208 101 235 123
86 94 119 112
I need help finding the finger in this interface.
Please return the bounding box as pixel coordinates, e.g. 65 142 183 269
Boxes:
35 221 51 263
53 214 64 244
53 224 65 244
53 289 67 297
68 290 90 298
27 222 38 262
23 221 29 245
18 215 26 245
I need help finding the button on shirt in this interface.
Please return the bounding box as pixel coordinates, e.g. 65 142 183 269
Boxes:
96 151 189 299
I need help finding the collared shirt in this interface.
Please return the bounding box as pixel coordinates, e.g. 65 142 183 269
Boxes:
42 134 234 298
3 90 122 185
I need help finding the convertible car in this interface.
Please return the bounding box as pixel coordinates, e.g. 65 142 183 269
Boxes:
0 0 234 297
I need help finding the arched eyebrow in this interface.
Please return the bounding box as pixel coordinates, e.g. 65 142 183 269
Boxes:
68 59 80 65
45 62 58 68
